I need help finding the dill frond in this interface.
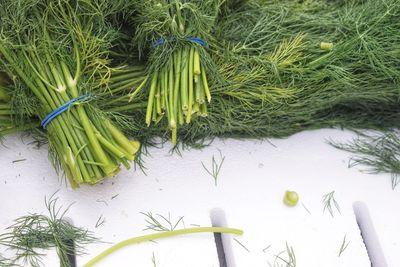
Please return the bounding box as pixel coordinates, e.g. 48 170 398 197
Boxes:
141 212 184 232
332 130 400 189
269 242 296 267
322 191 341 217
0 194 97 267
338 234 350 257
201 149 225 186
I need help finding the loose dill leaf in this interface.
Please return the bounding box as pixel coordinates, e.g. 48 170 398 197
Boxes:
338 234 350 257
201 149 225 186
233 238 250 253
301 202 312 215
322 191 341 217
269 242 296 267
262 244 271 253
151 252 157 267
95 215 106 228
141 212 184 232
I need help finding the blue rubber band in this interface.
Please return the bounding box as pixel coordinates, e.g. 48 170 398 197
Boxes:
186 37 209 48
41 95 89 129
153 36 209 48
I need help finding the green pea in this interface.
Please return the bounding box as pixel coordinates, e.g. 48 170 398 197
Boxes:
284 190 299 207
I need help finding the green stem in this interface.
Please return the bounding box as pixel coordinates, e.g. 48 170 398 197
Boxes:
109 71 145 84
173 50 182 125
108 103 147 113
0 86 10 101
156 76 162 115
84 227 243 267
106 121 139 156
161 70 167 112
146 72 158 126
77 106 116 177
128 76 148 102
193 49 201 75
186 47 194 123
0 110 13 116
175 0 185 34
201 65 211 103
168 58 176 129
180 47 189 111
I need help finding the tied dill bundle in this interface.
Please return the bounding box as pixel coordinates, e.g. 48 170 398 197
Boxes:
131 0 220 144
0 195 96 267
0 0 140 187
0 0 399 188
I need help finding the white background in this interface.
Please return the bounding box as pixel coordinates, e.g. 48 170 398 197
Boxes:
1 129 399 266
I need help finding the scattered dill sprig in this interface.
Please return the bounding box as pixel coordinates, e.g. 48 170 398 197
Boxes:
338 235 350 257
322 191 341 217
151 252 157 267
269 242 296 267
262 244 271 253
11 159 27 163
141 212 184 232
234 238 250 253
95 215 106 228
332 130 400 189
201 150 225 186
301 202 311 215
0 194 96 267
96 199 108 206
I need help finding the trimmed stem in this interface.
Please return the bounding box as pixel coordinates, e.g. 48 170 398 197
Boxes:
84 227 243 267
145 72 158 126
186 47 195 123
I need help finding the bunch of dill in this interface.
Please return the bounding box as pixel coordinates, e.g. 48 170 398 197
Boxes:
0 196 96 267
126 0 400 144
0 0 399 187
0 0 141 187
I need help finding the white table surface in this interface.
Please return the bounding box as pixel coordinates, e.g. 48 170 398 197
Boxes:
1 129 399 267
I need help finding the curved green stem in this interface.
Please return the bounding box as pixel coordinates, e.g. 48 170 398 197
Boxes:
84 227 243 267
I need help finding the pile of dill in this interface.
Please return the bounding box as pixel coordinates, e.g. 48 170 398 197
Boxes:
0 0 399 187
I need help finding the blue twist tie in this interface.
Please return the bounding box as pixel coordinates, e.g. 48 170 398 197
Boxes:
153 36 209 48
41 95 89 129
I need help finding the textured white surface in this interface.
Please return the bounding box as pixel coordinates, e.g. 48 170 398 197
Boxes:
0 129 399 266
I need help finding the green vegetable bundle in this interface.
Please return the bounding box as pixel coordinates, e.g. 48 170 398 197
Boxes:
0 0 140 187
0 0 399 188
120 0 400 186
122 0 400 145
131 0 220 144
